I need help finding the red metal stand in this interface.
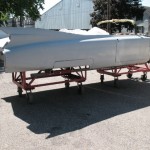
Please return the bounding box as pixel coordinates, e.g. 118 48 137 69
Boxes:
12 63 150 103
97 63 150 85
12 66 87 102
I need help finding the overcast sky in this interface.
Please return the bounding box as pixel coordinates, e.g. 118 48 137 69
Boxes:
40 0 150 14
40 0 60 14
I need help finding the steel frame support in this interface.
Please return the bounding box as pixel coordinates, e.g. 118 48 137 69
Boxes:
97 63 150 78
12 66 87 92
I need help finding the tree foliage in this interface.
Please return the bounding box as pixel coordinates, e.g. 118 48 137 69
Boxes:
0 0 44 26
90 0 145 33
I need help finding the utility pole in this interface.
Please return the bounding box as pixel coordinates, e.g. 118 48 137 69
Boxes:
107 0 111 34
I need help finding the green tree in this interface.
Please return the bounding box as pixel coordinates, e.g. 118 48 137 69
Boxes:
90 0 145 33
0 0 44 26
0 12 9 26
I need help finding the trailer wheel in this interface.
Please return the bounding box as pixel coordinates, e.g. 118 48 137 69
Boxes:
100 75 104 83
78 83 83 95
65 82 70 89
141 74 147 81
127 73 132 79
114 78 119 88
26 91 34 104
17 87 23 97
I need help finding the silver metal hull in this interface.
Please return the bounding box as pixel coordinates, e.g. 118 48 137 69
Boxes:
1 28 150 73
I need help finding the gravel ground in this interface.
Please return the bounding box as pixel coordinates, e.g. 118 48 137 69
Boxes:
0 70 150 150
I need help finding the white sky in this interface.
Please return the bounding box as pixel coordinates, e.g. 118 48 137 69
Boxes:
142 0 150 7
40 0 61 14
40 0 150 14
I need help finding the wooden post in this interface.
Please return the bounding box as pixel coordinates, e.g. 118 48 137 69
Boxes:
107 0 111 34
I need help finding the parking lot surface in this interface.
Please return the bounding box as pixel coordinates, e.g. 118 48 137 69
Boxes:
0 70 150 150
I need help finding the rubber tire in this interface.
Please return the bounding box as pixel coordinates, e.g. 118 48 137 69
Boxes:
18 87 23 97
141 74 147 81
127 73 132 79
65 82 70 89
100 75 104 83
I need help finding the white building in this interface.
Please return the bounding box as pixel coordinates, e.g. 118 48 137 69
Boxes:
35 1 150 34
137 7 150 34
35 0 93 29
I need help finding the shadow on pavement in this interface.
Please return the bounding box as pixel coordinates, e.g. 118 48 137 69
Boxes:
2 79 150 139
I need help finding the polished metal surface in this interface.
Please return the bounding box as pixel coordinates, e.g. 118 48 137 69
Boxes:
1 28 150 73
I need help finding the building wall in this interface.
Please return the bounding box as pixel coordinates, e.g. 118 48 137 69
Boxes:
136 7 150 34
36 1 150 34
143 8 150 34
35 0 93 29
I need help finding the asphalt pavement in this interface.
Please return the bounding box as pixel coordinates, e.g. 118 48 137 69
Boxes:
0 70 150 150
